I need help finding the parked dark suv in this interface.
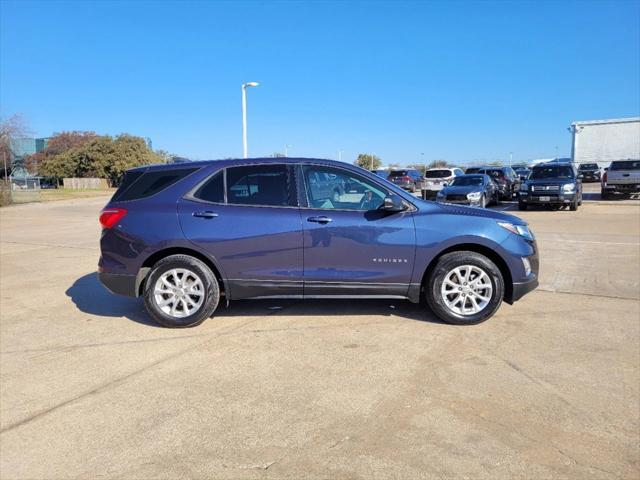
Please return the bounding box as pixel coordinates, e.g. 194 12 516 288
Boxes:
577 163 601 183
518 163 582 211
99 158 538 327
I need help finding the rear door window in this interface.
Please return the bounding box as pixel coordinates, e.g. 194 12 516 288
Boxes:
193 171 224 203
226 164 291 206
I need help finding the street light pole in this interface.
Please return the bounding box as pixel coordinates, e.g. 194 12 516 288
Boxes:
241 82 259 158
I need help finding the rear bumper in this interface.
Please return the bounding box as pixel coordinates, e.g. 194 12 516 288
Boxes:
98 270 147 297
603 184 640 193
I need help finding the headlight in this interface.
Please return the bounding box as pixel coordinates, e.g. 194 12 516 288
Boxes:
563 183 575 193
498 222 535 241
466 191 482 200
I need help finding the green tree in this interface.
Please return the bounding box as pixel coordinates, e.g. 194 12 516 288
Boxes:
40 134 162 185
154 149 177 163
354 153 382 170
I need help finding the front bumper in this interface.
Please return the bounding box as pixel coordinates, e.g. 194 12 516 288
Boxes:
579 173 600 182
519 192 577 205
510 276 539 303
436 197 483 206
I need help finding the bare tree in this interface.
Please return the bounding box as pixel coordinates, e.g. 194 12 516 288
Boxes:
0 114 32 181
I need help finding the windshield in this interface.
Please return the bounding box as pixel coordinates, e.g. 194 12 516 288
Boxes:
425 169 451 178
610 161 640 171
579 163 598 170
530 166 574 179
451 176 484 186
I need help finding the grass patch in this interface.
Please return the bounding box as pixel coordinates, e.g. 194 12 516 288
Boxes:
40 188 115 202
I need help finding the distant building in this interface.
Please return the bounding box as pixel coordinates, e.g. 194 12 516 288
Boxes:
9 137 50 175
11 137 49 158
570 117 640 169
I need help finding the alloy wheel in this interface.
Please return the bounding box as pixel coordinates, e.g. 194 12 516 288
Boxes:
153 268 205 318
440 265 493 316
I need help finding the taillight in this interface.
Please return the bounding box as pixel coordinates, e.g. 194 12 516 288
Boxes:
99 208 127 229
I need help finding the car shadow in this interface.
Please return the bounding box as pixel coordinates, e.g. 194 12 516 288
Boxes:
67 273 445 327
66 273 160 327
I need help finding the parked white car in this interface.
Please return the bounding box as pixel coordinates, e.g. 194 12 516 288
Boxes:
422 168 464 199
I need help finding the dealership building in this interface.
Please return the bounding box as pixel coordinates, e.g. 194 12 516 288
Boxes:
570 117 640 169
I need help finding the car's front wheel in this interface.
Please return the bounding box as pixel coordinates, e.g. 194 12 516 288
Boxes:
425 251 504 325
143 254 220 328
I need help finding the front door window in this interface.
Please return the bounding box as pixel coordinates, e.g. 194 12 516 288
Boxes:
302 165 387 211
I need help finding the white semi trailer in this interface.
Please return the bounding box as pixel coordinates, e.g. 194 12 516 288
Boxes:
570 117 640 170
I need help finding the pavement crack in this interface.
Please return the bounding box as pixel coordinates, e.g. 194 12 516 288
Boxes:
536 288 639 301
0 318 265 435
0 334 208 356
0 240 98 251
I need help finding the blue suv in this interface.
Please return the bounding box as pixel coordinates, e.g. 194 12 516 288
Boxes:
99 158 538 327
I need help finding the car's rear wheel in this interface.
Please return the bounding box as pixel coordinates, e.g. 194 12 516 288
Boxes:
425 251 504 325
143 254 220 328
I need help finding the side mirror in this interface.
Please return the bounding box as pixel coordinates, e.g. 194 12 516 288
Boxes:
381 195 406 212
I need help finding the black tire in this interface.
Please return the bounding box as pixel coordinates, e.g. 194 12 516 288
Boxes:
518 201 527 210
570 198 578 211
425 251 504 325
143 254 220 328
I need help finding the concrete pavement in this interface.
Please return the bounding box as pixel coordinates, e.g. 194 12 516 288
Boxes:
0 194 638 479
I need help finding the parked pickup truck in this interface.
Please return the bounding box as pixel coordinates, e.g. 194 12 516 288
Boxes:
601 160 640 199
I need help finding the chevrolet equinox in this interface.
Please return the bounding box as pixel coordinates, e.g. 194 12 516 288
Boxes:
99 158 539 327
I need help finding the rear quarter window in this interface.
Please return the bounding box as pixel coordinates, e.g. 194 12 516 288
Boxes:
112 168 198 202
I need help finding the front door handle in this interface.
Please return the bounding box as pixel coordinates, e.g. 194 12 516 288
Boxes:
307 216 332 224
193 211 219 219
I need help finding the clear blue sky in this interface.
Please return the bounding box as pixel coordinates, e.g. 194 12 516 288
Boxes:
1 0 639 165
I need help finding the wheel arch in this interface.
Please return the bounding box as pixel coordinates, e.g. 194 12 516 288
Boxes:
420 243 513 303
139 247 228 298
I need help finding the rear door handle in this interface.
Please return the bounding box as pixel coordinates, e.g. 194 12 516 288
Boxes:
193 211 218 219
307 216 332 224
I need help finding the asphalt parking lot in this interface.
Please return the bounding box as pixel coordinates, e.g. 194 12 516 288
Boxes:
1 188 638 479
